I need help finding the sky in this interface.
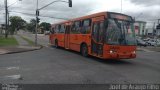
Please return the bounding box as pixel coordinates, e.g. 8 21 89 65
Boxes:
0 0 160 28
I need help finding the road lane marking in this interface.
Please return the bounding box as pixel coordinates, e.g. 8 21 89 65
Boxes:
0 66 21 80
143 50 155 52
5 75 22 80
0 66 20 71
6 67 20 70
138 48 155 53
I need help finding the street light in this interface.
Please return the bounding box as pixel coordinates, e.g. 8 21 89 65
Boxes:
5 0 8 38
8 0 23 26
35 0 72 46
38 0 72 10
69 0 72 7
8 0 22 8
136 13 143 20
121 0 122 13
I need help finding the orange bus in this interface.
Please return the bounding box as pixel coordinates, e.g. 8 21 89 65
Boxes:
49 12 136 59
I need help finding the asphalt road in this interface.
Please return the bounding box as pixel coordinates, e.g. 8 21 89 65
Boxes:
0 47 160 84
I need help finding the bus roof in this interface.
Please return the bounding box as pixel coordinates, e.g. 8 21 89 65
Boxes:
51 11 133 26
51 11 107 26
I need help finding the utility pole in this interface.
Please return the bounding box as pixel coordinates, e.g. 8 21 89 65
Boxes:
35 0 38 46
35 0 72 46
5 0 8 38
7 12 9 29
152 22 156 36
156 19 160 36
121 0 122 13
7 0 23 35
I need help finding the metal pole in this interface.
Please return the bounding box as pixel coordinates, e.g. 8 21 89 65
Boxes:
5 0 8 38
7 12 9 32
121 0 122 13
35 0 38 46
153 22 155 35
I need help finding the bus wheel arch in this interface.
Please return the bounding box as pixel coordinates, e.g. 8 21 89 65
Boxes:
80 43 88 57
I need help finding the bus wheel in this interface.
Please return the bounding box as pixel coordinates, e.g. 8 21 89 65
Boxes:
81 44 88 57
55 40 58 48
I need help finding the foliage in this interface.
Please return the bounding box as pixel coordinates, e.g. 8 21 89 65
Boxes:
9 16 26 35
40 22 51 31
26 19 36 33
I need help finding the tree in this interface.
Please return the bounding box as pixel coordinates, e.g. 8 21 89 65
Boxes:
40 22 51 32
26 19 36 33
9 16 26 35
30 19 36 25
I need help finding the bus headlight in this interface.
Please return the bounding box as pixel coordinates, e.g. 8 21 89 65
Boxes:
110 50 113 54
132 51 136 54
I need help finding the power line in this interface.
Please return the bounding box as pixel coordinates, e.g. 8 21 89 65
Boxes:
9 11 35 16
9 10 70 20
146 19 160 21
38 0 68 10
40 15 69 20
0 0 22 12
136 13 143 19
121 0 122 13
0 8 5 11
8 0 22 8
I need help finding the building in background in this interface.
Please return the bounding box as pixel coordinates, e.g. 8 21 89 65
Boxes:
134 21 147 36
146 28 154 36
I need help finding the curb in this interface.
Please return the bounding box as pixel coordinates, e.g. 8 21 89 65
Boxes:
0 46 43 55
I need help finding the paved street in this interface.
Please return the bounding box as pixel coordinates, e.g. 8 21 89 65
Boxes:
1 1 160 89
0 47 160 84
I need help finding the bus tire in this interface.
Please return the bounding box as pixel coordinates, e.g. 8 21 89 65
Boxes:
54 40 58 48
81 44 88 57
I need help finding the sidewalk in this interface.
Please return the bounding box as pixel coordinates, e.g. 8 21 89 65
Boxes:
14 35 29 46
0 48 9 54
0 35 42 55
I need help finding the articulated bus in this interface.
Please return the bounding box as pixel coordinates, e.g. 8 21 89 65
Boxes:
49 12 137 59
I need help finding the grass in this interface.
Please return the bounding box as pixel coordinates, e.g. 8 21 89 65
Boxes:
0 36 19 47
20 36 34 46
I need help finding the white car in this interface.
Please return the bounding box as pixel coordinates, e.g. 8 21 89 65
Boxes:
147 40 157 46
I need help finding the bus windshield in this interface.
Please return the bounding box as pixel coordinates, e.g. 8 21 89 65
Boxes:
106 19 136 45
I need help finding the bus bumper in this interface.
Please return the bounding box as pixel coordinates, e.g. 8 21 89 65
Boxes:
103 52 136 59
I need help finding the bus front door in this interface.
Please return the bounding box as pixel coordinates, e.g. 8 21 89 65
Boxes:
64 25 70 49
91 21 104 57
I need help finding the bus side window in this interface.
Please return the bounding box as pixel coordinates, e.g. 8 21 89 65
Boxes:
92 23 99 42
58 25 61 33
51 27 55 34
55 25 59 33
71 21 81 34
81 19 91 34
99 22 104 42
60 24 65 33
